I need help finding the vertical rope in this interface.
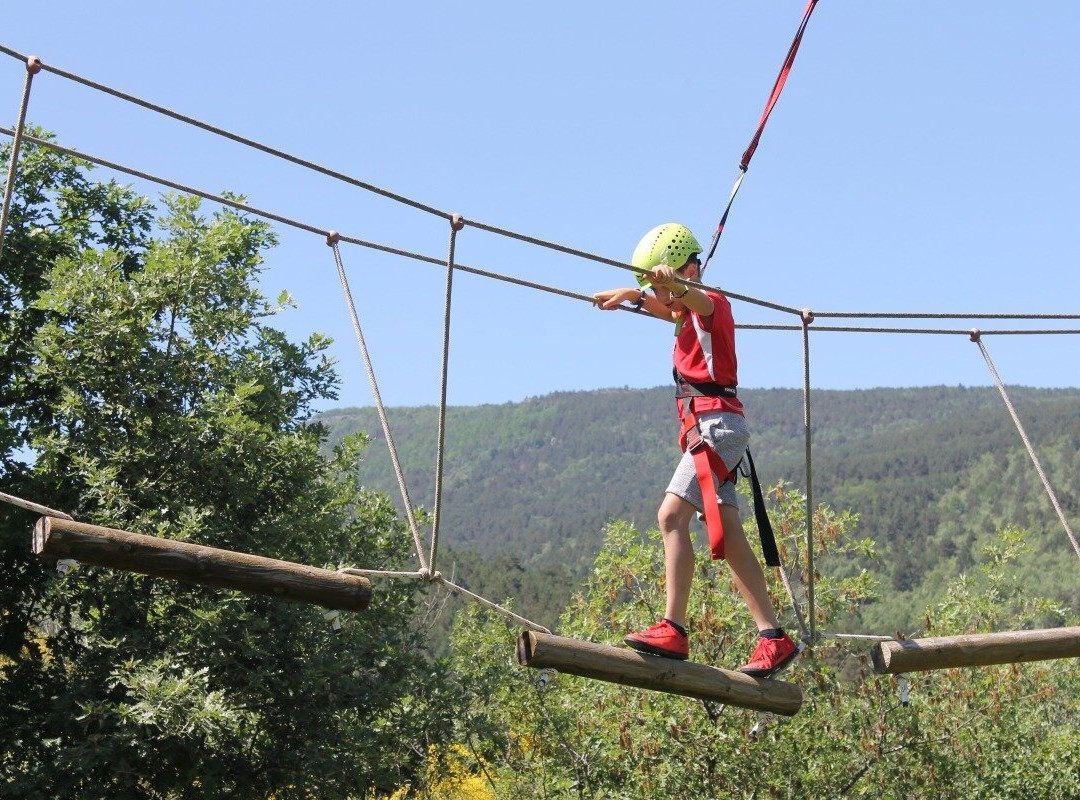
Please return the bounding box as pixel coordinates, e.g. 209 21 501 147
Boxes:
801 310 817 641
429 214 464 575
327 233 429 573
971 331 1080 563
0 56 41 264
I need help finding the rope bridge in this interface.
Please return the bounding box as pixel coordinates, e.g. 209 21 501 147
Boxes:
3 2 1079 711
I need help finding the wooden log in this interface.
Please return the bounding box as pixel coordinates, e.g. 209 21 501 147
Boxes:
32 516 371 612
515 630 803 715
872 626 1080 674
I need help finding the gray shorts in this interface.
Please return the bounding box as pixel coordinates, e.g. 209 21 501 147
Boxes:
665 410 749 515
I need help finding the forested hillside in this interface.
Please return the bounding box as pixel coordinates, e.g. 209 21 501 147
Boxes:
320 385 1080 637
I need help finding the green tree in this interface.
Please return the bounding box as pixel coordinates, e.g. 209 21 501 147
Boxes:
444 485 1080 799
0 138 458 798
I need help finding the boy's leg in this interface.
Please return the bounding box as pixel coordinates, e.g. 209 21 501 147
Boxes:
719 503 780 630
722 503 800 676
657 491 697 627
622 492 695 660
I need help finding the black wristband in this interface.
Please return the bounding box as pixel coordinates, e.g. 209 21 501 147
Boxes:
633 289 646 310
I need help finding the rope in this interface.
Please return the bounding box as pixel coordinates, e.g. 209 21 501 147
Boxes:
0 45 451 223
0 490 74 520
801 311 816 642
327 236 430 573
815 311 1080 320
971 333 1080 563
339 568 427 580
437 574 551 633
701 0 821 274
777 563 810 643
0 56 40 263
429 217 463 576
15 128 1080 337
0 44 817 317
819 632 896 642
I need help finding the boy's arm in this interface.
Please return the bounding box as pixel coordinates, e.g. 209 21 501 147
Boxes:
650 265 713 316
592 287 677 322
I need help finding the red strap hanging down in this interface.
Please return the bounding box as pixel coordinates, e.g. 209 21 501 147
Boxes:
702 0 820 272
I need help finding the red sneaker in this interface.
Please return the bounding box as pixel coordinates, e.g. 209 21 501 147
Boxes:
739 633 799 678
623 619 689 660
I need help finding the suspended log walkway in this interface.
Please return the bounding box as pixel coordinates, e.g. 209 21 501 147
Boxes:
871 627 1080 674
516 631 803 715
32 516 371 611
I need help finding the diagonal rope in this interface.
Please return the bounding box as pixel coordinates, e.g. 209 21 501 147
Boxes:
0 490 74 520
701 0 820 275
0 126 804 318
0 56 40 263
971 332 1080 563
437 574 550 633
0 45 451 223
0 45 812 317
327 235 429 573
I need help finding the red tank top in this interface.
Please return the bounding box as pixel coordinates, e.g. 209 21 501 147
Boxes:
672 290 743 416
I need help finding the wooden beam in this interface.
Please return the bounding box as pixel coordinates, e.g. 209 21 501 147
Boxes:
872 626 1080 674
32 516 371 612
515 630 803 715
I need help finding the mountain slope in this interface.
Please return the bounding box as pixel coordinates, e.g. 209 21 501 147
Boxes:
318 385 1080 634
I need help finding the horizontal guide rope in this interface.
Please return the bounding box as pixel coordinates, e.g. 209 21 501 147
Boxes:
0 44 779 308
0 125 803 317
739 323 1080 335
814 311 1080 320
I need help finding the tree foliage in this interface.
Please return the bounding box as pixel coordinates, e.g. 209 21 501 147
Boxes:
442 486 1080 799
0 135 458 799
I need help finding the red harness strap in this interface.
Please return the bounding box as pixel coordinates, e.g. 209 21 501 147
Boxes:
678 398 738 561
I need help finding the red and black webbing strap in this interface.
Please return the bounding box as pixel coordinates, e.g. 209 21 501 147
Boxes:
701 0 821 273
679 403 733 561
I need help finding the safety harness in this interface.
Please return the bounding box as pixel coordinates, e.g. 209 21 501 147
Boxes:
675 370 781 567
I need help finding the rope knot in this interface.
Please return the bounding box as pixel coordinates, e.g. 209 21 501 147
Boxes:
26 56 42 75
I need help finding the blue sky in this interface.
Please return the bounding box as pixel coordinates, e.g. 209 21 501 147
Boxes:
4 2 1079 409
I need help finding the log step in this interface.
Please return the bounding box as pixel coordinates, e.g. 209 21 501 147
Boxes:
872 626 1080 674
33 516 371 612
516 630 803 715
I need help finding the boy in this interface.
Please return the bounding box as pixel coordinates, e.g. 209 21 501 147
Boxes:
592 223 797 677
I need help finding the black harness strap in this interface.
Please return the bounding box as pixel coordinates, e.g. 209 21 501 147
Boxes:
744 448 781 567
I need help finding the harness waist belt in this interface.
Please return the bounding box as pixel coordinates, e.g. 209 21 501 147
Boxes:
673 369 737 400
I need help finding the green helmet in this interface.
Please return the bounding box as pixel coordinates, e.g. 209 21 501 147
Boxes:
631 223 702 288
